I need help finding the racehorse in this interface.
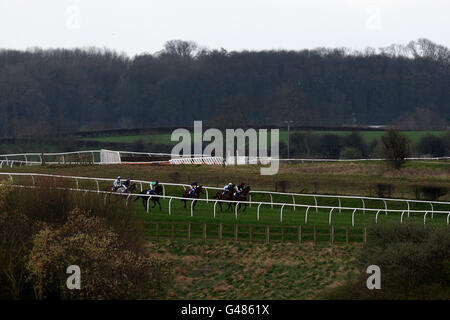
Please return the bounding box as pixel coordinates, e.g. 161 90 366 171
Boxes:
105 183 137 194
214 185 236 212
134 184 163 211
182 186 203 210
231 186 251 212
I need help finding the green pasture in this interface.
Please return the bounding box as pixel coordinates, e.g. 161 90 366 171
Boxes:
7 175 448 242
79 130 447 146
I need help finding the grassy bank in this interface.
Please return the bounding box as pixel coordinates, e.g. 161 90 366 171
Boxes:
149 240 358 299
2 160 449 200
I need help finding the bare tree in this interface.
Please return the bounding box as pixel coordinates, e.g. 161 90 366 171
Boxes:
163 40 198 58
381 129 410 169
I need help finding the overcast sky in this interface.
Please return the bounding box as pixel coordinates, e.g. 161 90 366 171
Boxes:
0 0 448 56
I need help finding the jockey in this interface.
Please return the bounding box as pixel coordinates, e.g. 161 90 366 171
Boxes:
146 181 159 195
234 182 245 197
113 176 122 192
188 182 198 196
122 179 131 193
222 182 233 196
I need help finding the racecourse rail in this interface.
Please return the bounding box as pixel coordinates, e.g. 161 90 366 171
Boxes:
1 172 449 227
1 149 449 167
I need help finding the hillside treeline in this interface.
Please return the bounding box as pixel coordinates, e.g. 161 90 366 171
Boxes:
0 38 449 137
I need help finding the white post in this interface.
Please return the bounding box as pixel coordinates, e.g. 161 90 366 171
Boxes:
361 198 365 214
423 211 429 225
214 201 218 218
338 197 341 213
430 203 434 219
383 200 387 215
447 212 450 226
280 204 285 222
305 206 310 224
257 203 262 221
270 193 273 208
314 196 318 213
205 188 209 203
126 194 131 207
95 180 99 191
190 200 194 217
400 211 406 223
407 201 410 218
168 197 172 215
292 195 296 211
235 201 239 219
351 209 357 227
146 196 150 213
162 184 166 197
375 210 381 223
328 208 334 225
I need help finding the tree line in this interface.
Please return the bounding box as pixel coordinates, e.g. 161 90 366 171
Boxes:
0 38 449 138
285 131 450 160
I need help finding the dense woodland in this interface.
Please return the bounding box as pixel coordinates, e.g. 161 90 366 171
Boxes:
0 38 449 137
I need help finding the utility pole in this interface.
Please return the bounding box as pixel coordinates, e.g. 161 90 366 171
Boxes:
284 120 294 159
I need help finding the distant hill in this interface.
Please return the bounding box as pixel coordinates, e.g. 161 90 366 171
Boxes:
0 38 448 137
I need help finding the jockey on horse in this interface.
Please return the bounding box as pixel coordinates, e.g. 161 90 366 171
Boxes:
188 182 200 196
135 180 163 211
113 176 122 192
146 181 159 195
182 183 203 209
221 182 233 196
233 182 246 199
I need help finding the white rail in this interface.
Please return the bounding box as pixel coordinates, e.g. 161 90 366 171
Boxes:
0 172 449 217
1 149 449 166
2 183 449 227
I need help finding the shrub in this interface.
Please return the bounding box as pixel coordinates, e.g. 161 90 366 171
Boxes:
322 222 450 299
339 146 362 159
413 185 448 201
342 132 366 157
8 179 145 253
0 181 171 299
416 135 445 157
381 129 410 169
26 208 172 300
375 183 394 198
0 211 40 299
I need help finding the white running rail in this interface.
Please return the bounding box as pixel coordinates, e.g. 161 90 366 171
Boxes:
2 183 449 227
0 172 449 218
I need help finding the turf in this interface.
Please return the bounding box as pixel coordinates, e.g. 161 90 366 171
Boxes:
79 130 448 145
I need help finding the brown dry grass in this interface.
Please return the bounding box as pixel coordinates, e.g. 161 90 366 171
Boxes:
148 240 359 300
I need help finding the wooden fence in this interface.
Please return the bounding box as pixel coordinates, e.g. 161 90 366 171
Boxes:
145 222 367 244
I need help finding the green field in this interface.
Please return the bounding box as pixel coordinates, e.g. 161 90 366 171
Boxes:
79 130 447 145
1 161 448 300
2 161 449 241
3 166 449 235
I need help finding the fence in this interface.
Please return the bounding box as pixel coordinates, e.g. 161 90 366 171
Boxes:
145 222 368 244
2 176 450 227
1 172 448 220
0 149 210 166
1 149 449 167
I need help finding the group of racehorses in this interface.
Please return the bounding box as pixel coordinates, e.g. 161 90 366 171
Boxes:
105 182 251 212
